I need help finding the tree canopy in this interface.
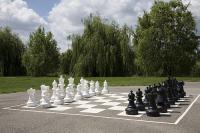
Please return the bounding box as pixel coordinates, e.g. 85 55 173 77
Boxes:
23 27 60 76
66 15 135 76
0 27 25 76
134 0 199 76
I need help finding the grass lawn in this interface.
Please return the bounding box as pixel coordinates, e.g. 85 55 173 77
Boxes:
0 76 200 94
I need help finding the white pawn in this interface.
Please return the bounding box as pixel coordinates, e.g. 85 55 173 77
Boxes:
95 81 101 95
64 86 73 103
74 84 82 101
58 83 65 99
101 80 109 94
50 80 57 103
26 88 37 107
53 86 64 105
40 85 51 108
82 80 90 98
89 80 95 96
80 77 84 90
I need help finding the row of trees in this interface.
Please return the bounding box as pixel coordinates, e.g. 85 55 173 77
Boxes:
0 0 199 77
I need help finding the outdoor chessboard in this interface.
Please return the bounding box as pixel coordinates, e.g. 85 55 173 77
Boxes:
3 92 198 125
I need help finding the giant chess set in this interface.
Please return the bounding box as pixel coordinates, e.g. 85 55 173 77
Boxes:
4 76 197 124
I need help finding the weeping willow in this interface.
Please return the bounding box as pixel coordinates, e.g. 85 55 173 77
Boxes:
65 15 135 76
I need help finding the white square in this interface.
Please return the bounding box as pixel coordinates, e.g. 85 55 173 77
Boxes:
71 101 91 105
101 102 120 106
170 105 179 108
175 102 180 105
118 111 143 117
89 96 106 100
22 106 38 109
160 112 171 116
108 106 126 111
94 99 112 103
116 98 127 101
80 108 105 113
119 92 129 95
123 101 129 104
104 94 116 96
110 95 125 98
76 104 97 108
48 106 72 111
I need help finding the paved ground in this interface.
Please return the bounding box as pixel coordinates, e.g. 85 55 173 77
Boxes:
0 82 200 133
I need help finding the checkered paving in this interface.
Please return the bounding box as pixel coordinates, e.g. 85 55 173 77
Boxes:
17 92 191 120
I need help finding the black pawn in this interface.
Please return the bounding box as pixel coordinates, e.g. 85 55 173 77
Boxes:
146 92 160 117
125 90 138 115
136 88 145 111
156 86 168 113
143 87 149 107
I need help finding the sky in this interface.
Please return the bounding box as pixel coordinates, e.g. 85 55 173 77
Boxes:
0 0 200 52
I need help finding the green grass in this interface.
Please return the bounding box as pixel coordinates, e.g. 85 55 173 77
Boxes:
0 76 200 94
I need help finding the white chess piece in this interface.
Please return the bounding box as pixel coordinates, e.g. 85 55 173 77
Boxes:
80 77 84 90
95 81 101 95
40 85 51 108
58 83 65 99
68 77 75 97
89 80 95 96
82 80 90 98
101 80 109 94
74 84 82 101
64 86 73 103
50 80 57 103
53 86 64 105
26 88 37 107
59 75 65 84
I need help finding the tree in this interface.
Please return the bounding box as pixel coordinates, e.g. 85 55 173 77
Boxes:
0 27 25 76
68 15 135 76
23 27 60 76
134 0 199 76
60 49 72 75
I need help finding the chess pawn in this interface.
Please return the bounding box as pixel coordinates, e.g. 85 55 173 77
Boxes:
64 86 73 103
156 86 168 113
59 75 65 84
26 88 37 107
74 84 82 101
146 92 160 117
82 80 90 98
58 83 65 99
69 84 75 98
125 90 138 115
68 77 74 85
143 87 149 107
135 88 145 111
50 80 57 103
101 80 109 94
89 80 95 96
40 85 51 108
54 87 64 105
95 81 101 95
80 77 84 89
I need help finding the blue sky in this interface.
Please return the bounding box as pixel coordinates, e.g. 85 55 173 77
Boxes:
0 0 199 52
26 0 59 19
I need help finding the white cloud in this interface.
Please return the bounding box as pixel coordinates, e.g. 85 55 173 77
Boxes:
0 0 47 43
0 0 200 52
48 0 153 52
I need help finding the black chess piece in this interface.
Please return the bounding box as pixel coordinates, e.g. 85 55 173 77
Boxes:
178 81 186 98
125 90 138 115
167 87 176 105
156 85 168 113
135 88 145 111
143 87 149 107
146 92 160 117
